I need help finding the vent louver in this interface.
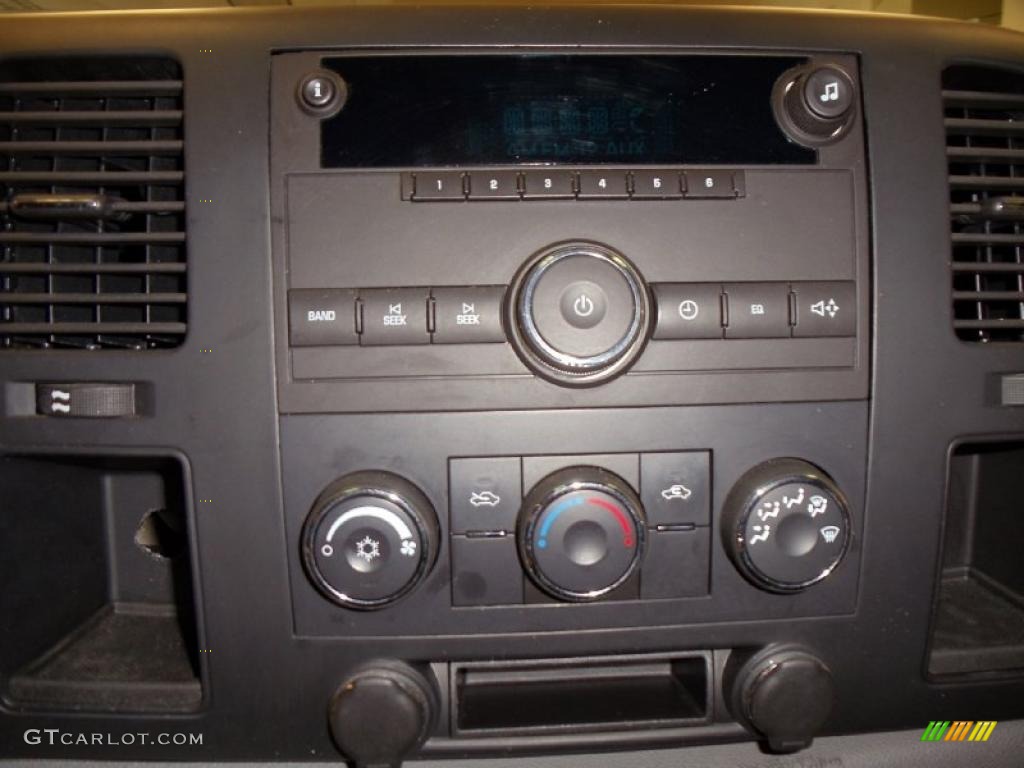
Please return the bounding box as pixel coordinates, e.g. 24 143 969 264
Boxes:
945 65 1024 343
0 57 186 350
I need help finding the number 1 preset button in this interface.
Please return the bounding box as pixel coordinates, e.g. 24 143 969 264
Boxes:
412 171 466 201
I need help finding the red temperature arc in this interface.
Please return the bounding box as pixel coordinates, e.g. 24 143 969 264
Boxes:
587 496 635 547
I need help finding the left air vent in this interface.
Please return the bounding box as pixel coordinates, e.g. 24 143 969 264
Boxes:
0 57 185 350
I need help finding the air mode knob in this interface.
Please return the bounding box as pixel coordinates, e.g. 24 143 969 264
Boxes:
507 242 651 387
302 471 439 610
722 458 851 592
518 467 645 601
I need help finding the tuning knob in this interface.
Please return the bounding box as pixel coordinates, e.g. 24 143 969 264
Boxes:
302 471 439 610
518 467 645 601
722 458 851 592
328 660 438 768
726 646 836 753
773 64 856 146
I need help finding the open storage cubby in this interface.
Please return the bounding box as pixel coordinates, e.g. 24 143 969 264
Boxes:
929 440 1024 678
452 653 710 736
0 453 203 712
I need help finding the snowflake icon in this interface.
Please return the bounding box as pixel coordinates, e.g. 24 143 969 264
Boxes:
354 536 381 562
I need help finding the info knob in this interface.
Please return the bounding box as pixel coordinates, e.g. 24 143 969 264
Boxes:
302 471 439 610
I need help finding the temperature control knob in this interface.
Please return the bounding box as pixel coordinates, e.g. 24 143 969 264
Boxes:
302 471 439 610
518 467 645 601
722 458 851 592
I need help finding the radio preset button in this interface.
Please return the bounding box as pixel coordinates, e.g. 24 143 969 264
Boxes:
651 283 723 339
432 286 506 344
684 170 737 199
468 171 520 200
289 288 358 347
631 171 683 199
724 282 791 338
360 288 430 346
521 170 575 199
412 172 465 201
792 281 856 338
577 170 629 199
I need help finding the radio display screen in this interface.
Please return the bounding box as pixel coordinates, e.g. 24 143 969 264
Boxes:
320 55 816 167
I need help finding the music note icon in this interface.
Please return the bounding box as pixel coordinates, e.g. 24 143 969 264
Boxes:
820 81 839 102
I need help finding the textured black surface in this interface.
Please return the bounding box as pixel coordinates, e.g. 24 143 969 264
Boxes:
8 605 201 713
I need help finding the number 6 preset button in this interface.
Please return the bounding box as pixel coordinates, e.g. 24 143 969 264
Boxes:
683 170 737 199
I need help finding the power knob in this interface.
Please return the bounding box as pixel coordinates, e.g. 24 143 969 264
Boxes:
773 64 856 146
507 242 651 387
302 471 439 610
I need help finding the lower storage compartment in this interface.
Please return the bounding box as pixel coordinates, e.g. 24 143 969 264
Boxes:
0 453 203 712
452 653 710 736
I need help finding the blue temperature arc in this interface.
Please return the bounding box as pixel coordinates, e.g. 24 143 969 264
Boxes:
536 496 583 549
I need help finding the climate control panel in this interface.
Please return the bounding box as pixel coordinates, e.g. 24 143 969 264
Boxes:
296 452 854 617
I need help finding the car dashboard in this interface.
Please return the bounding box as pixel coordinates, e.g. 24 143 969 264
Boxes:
0 4 1023 766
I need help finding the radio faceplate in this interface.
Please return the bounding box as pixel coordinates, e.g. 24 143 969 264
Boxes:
271 50 868 413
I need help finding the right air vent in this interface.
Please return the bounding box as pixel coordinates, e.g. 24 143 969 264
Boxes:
944 65 1024 343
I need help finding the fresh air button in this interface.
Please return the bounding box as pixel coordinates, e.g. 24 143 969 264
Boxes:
792 281 856 338
724 282 791 338
577 170 629 199
359 288 430 345
641 451 711 527
521 170 575 199
683 170 737 199
651 283 723 339
450 456 522 534
412 171 465 201
432 286 506 344
289 288 358 347
631 171 683 199
468 171 520 200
